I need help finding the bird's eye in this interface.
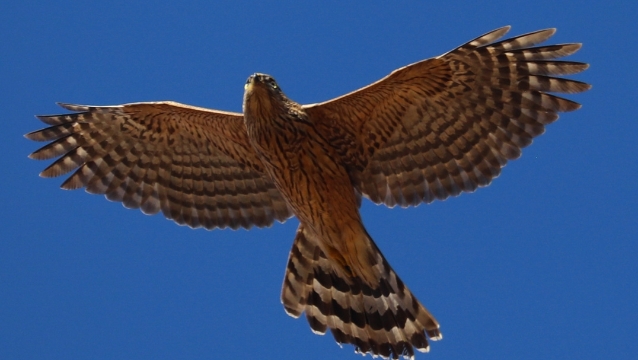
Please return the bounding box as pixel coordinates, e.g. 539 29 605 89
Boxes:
269 79 278 89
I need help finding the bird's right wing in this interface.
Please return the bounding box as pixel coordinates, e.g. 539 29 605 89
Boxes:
26 102 293 230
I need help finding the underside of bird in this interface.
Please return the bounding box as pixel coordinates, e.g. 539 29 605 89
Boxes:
26 25 589 360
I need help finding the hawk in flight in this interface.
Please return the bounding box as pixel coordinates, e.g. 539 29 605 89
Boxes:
26 27 589 359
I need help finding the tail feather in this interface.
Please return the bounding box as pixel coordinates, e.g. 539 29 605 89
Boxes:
281 225 441 359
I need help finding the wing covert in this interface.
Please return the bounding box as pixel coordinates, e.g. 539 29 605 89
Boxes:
26 102 293 229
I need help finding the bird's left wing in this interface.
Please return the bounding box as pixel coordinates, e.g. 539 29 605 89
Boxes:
26 102 293 229
304 27 590 207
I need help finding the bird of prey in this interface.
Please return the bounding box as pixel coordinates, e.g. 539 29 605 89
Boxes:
26 26 589 359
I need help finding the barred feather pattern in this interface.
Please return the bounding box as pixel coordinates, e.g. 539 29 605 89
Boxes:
282 226 441 360
25 102 292 229
26 26 590 359
306 26 590 207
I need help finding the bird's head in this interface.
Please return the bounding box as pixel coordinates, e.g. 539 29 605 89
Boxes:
243 73 289 117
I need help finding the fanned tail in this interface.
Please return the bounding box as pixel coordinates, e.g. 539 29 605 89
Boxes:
281 225 441 359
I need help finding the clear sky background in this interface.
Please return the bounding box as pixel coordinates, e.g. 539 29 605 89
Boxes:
2 1 636 359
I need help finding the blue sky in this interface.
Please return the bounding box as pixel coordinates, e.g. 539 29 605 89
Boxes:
2 1 636 359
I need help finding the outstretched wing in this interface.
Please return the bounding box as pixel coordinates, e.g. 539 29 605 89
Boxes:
26 102 293 229
305 26 590 207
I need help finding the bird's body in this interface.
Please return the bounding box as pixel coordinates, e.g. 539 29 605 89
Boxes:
26 27 589 359
244 75 371 281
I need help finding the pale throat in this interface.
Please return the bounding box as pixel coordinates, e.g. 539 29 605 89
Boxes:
243 86 281 124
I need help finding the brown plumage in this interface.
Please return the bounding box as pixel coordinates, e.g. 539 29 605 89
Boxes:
26 27 589 359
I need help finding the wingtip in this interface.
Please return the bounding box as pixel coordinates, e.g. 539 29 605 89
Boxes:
32 103 85 125
494 25 512 37
485 25 511 43
565 43 583 53
56 102 89 111
537 27 557 40
35 114 66 126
